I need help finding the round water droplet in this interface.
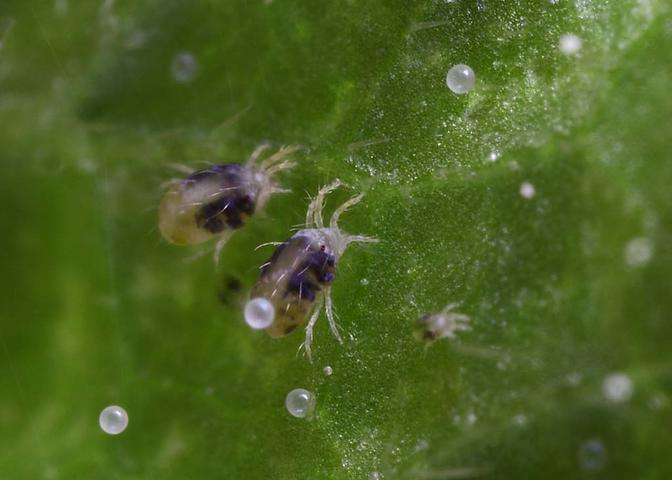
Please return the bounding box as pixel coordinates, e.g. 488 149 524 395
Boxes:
602 372 633 403
99 405 128 435
244 297 275 330
624 237 653 267
512 414 527 427
559 33 582 55
519 181 536 199
446 64 476 94
369 472 382 480
171 51 199 84
578 438 607 471
323 366 333 376
285 388 315 418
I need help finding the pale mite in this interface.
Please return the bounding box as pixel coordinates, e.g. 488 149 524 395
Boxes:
158 144 300 263
414 303 471 344
248 180 377 361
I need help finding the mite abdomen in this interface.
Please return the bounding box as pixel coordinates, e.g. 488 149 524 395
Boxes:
252 234 336 337
159 164 256 245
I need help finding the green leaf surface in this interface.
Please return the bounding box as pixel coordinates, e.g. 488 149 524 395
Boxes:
1 0 671 478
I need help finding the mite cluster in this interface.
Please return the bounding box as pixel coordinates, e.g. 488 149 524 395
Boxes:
159 144 470 362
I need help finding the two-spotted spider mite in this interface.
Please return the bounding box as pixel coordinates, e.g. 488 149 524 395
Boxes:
158 144 301 263
245 180 377 361
414 303 471 345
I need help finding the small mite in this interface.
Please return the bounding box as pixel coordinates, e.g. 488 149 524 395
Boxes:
159 144 300 263
247 180 377 361
415 303 471 344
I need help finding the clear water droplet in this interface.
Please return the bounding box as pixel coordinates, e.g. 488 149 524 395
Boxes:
446 64 476 94
323 366 333 376
602 372 633 403
578 438 607 471
171 51 199 84
559 33 582 55
624 237 653 267
519 181 536 199
285 388 315 418
244 297 275 330
99 405 128 435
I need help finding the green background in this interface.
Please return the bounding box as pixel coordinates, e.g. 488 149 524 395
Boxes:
1 0 671 478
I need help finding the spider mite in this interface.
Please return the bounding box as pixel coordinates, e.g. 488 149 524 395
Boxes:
414 303 471 345
244 180 377 361
158 144 300 263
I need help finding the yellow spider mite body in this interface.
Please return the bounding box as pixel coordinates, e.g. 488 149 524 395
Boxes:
249 180 377 360
159 144 299 262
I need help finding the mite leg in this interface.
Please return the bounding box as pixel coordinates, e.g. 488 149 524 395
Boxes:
264 159 297 181
305 179 343 228
344 234 379 246
245 142 272 168
442 302 462 314
329 193 363 230
166 163 194 175
213 230 235 265
325 287 344 344
303 295 324 363
258 144 302 171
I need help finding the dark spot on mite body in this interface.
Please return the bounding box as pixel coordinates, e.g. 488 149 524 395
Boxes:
423 331 436 341
190 164 256 234
285 248 336 301
286 273 318 302
284 325 297 335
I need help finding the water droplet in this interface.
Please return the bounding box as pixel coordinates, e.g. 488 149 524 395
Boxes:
624 237 653 267
512 414 527 427
559 33 582 55
446 64 476 94
369 472 382 480
566 372 583 386
487 150 500 162
171 51 199 84
360 278 369 286
99 405 128 435
648 394 668 411
323 366 333 376
519 181 536 199
602 372 633 403
244 297 275 330
285 388 315 418
578 438 607 471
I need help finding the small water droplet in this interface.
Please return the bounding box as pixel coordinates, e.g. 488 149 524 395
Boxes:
624 237 653 267
369 472 382 480
171 51 199 84
559 33 582 55
285 388 315 418
360 278 369 286
323 366 333 376
99 405 128 435
244 297 275 330
512 414 527 427
602 372 633 403
578 438 607 471
519 181 536 199
446 64 476 94
566 372 582 386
